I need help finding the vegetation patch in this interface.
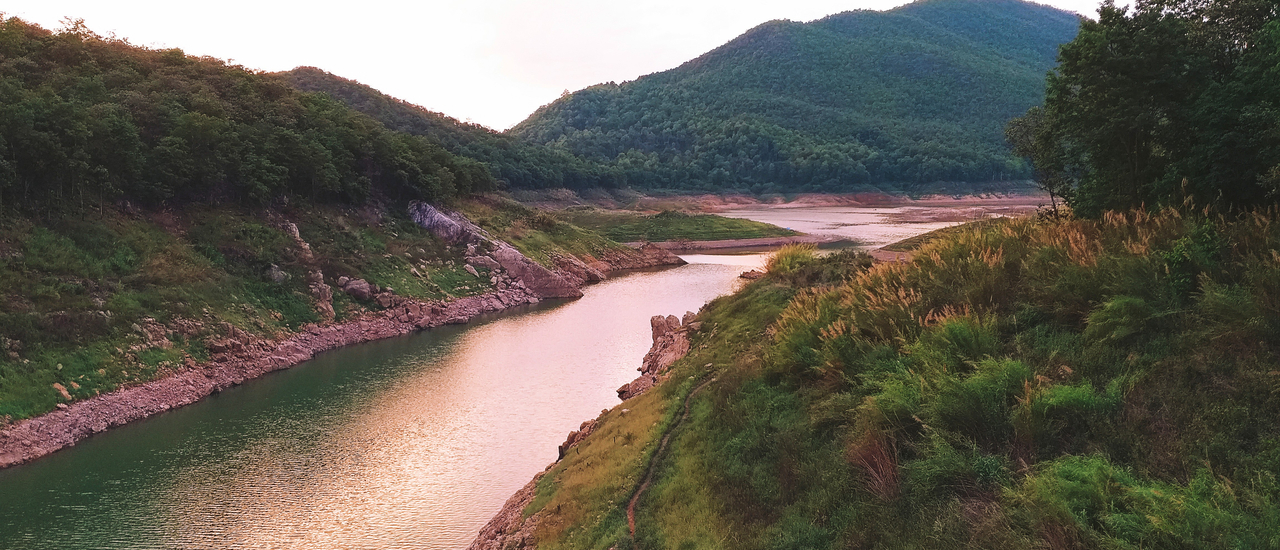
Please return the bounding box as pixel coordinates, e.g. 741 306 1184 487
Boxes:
0 201 489 421
458 195 627 266
555 208 796 243
526 209 1280 548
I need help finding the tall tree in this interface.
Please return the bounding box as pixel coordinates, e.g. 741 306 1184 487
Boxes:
1027 0 1280 217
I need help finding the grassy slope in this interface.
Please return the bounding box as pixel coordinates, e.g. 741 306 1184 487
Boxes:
554 209 798 243
456 195 630 266
521 210 1280 549
0 197 622 423
878 217 1004 252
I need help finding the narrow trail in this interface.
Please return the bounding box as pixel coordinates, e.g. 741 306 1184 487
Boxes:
627 376 715 538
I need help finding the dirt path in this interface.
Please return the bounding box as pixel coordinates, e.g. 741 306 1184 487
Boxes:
627 376 715 538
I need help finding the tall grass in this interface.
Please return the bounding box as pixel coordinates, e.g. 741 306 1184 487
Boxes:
535 207 1280 549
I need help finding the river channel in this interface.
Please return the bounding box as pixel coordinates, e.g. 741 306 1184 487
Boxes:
0 254 765 549
0 203 1009 549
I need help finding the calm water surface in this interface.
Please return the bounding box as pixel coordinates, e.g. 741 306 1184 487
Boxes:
720 206 988 247
0 254 765 550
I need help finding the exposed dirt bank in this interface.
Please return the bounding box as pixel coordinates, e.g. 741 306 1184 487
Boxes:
0 220 686 470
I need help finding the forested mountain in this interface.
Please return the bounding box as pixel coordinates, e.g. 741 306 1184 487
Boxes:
277 67 623 190
511 0 1081 194
0 18 493 210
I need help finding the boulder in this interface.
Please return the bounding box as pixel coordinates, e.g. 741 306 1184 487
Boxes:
617 375 658 400
552 254 606 284
408 201 486 245
651 315 672 340
557 419 598 459
307 270 334 321
491 245 583 299
467 255 501 271
341 278 374 301
268 264 289 284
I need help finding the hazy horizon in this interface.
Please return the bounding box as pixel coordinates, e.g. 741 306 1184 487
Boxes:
3 0 1115 131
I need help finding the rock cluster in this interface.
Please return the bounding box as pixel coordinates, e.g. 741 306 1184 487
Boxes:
410 201 583 299
617 312 697 400
467 471 547 550
557 419 598 459
306 270 335 321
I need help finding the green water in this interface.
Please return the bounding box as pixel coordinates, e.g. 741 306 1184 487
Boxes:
0 255 766 549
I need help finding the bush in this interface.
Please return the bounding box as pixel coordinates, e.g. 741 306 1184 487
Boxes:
766 244 817 275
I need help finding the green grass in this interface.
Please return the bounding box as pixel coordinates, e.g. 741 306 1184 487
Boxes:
878 217 1004 252
522 208 1280 549
0 201 496 422
459 195 628 266
555 208 797 243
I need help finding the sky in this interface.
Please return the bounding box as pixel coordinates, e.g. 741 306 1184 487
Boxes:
2 0 1113 130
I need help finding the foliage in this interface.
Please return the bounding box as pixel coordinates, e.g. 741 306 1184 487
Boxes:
1013 0 1280 217
456 195 627 266
0 201 490 420
555 208 796 243
0 17 492 210
511 0 1081 194
526 209 1280 548
277 67 621 190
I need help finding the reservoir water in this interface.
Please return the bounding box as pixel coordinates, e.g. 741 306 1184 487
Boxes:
0 203 1026 548
0 254 766 550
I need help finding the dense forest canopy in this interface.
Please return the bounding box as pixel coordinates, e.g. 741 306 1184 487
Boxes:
277 67 625 191
1009 0 1280 216
510 0 1081 194
0 17 494 210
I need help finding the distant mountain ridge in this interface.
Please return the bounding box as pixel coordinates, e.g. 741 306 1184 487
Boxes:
510 0 1082 194
277 67 622 190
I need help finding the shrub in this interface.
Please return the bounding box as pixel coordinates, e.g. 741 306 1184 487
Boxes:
765 243 817 277
924 359 1032 449
1084 296 1154 343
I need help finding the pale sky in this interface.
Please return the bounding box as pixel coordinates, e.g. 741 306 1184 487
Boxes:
2 1 1111 130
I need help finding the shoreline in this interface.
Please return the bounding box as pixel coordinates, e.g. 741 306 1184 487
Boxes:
623 234 843 251
0 289 535 469
0 246 686 470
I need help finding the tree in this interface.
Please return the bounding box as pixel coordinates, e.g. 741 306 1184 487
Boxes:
1027 0 1280 217
1005 106 1073 213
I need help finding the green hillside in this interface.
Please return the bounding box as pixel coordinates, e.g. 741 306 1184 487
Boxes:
0 18 492 210
277 67 624 190
510 0 1081 194
511 212 1280 549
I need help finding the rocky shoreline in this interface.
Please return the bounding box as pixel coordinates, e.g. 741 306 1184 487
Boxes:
0 288 535 469
0 204 686 470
